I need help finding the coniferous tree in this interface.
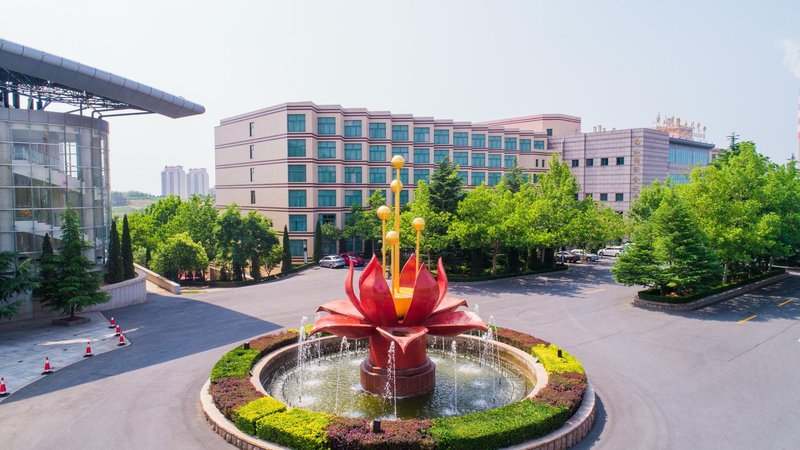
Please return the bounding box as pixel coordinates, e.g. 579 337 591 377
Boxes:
105 219 122 283
313 219 323 262
37 233 59 303
0 252 36 319
281 225 292 275
121 215 135 279
428 157 465 215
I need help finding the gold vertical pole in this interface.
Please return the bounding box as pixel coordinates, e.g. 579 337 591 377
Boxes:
390 155 404 295
415 230 420 277
412 218 425 282
376 206 391 279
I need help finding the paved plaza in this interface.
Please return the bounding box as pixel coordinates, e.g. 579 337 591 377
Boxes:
0 261 798 449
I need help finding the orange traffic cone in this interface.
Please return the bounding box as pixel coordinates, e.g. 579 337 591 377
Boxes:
108 317 116 329
114 324 121 336
0 377 9 397
117 333 127 346
42 357 53 374
84 341 93 358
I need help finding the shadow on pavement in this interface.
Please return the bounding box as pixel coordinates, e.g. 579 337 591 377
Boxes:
572 392 607 449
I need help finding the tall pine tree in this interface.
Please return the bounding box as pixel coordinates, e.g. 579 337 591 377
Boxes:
121 215 135 279
0 252 36 319
105 219 123 283
428 157 465 215
281 225 292 275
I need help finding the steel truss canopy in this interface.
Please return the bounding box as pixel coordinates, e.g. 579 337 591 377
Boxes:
0 38 205 119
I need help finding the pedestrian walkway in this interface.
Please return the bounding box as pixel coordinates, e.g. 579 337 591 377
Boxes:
0 311 130 402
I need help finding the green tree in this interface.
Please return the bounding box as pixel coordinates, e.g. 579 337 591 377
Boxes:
0 252 36 319
537 155 581 261
501 161 528 193
313 219 323 262
281 225 292 275
322 223 343 254
151 233 209 282
265 245 283 276
628 180 669 226
240 211 279 280
168 195 219 260
105 219 123 283
428 157 465 215
215 205 248 280
121 215 135 280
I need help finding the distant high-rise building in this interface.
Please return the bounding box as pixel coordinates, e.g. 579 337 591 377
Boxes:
187 168 210 197
161 165 187 199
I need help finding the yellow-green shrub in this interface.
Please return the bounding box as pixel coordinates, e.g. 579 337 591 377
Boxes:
234 397 287 435
256 408 332 450
531 344 584 374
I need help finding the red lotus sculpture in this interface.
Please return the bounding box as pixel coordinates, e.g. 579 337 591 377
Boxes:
310 254 487 397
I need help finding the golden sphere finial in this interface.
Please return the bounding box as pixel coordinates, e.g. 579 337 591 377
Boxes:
376 205 391 220
412 217 425 231
391 155 405 169
385 230 399 246
390 179 403 193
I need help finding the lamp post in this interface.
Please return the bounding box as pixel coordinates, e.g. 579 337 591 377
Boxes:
412 217 425 280
389 155 405 294
376 205 391 278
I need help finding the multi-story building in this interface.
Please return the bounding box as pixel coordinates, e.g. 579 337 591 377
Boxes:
187 167 210 197
215 102 712 258
161 165 187 199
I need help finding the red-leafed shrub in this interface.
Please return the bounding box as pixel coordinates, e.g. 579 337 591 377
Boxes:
249 330 299 355
494 327 550 351
326 417 434 450
534 372 587 413
209 376 263 419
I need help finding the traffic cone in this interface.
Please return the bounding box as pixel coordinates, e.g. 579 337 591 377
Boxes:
83 341 93 358
0 378 9 397
42 357 53 374
108 317 116 329
114 324 121 336
117 333 127 346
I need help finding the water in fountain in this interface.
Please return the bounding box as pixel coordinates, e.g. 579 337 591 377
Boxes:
294 316 308 406
451 340 458 415
334 337 349 414
382 342 398 419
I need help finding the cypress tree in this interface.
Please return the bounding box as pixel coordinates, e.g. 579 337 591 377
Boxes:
428 157 465 215
105 219 122 283
313 219 323 262
37 233 59 302
121 215 135 279
281 225 292 275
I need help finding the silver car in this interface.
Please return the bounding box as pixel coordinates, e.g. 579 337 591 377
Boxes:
319 255 346 268
571 249 600 262
598 246 625 257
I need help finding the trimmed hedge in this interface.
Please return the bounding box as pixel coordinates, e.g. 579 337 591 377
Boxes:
249 330 299 353
446 264 568 282
209 377 263 419
535 372 587 414
210 347 261 381
256 408 332 450
637 268 785 304
234 396 287 435
429 400 569 450
531 343 584 374
494 327 551 352
327 417 434 450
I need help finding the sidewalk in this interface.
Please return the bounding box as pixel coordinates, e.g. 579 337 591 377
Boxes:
0 311 131 402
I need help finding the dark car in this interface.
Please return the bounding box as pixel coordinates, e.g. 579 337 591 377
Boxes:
339 252 366 267
555 251 579 263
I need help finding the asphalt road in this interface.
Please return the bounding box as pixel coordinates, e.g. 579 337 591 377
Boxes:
1 261 798 449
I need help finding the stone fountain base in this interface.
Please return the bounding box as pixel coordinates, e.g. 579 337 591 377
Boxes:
360 357 436 397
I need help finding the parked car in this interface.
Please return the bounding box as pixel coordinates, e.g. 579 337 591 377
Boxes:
598 246 625 257
339 252 365 267
571 249 600 262
555 251 579 263
319 255 346 268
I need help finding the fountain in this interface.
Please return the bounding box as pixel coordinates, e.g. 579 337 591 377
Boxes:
307 155 488 398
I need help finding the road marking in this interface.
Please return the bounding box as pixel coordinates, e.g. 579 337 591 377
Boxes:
580 288 606 295
778 298 795 307
737 314 758 324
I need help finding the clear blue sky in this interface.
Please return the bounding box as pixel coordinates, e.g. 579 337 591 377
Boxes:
4 0 800 193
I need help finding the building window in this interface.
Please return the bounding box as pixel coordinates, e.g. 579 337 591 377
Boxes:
571 159 579 168
288 190 307 207
320 214 337 225
345 167 362 183
488 154 502 168
344 120 362 137
289 214 307 232
453 132 469 147
400 168 409 184
289 239 305 257
392 146 409 161
250 167 255 181
392 125 409 141
369 167 386 184
504 156 516 168
532 174 539 183
543 159 547 168
344 190 362 207
250 190 256 204
249 122 254 137
520 139 532 151
318 190 336 207
457 170 468 184
369 122 386 139
414 148 430 163
414 127 430 143
249 144 254 159
600 157 609 166
546 128 553 136
344 143 362 160
288 139 306 157
472 134 486 148
488 172 502 186
669 143 709 165
414 169 430 184
318 141 336 159
287 114 306 132
471 172 485 185
288 165 306 182
472 153 486 167
615 193 624 202
318 166 336 183
434 129 450 145
434 149 449 163
535 159 539 168
399 190 409 206
488 136 502 149
616 157 625 165
599 193 608 201
369 145 386 161
369 189 387 201
586 158 594 167
534 140 545 150
504 137 517 150
318 117 336 135
453 151 469 166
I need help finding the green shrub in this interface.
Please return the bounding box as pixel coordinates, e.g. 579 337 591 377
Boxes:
429 400 568 450
256 408 332 450
234 397 287 435
531 344 584 374
637 268 785 304
210 347 260 381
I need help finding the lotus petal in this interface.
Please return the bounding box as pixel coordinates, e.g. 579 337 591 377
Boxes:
309 314 375 339
402 264 440 325
436 257 448 305
375 326 428 354
317 299 364 320
431 296 468 316
359 256 398 326
399 253 418 288
344 261 371 321
423 310 487 337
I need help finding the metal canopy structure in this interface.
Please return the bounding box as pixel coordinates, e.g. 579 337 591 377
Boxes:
0 38 204 119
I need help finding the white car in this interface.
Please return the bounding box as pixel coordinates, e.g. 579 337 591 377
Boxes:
598 246 625 257
571 249 600 262
319 255 346 268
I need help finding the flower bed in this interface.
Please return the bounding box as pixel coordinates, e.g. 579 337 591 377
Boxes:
207 327 589 450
